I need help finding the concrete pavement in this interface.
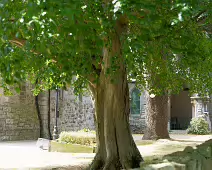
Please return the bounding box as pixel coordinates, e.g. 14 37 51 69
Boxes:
0 141 92 169
133 133 212 142
0 134 211 169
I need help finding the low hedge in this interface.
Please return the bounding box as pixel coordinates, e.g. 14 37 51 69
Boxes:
58 130 96 146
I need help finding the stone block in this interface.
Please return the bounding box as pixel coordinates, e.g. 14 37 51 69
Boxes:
6 131 19 136
196 159 202 170
143 162 175 170
10 136 23 141
3 107 11 112
6 112 15 118
18 123 25 126
185 160 196 170
201 158 212 170
0 136 10 141
197 145 212 158
171 162 186 170
183 146 194 153
0 114 6 119
0 120 5 126
0 132 6 136
5 125 16 130
36 138 50 150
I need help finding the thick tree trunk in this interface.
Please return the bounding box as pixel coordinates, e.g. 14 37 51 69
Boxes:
142 93 170 140
89 79 143 169
88 23 143 169
89 83 106 169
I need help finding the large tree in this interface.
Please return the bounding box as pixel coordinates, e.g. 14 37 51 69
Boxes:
142 1 212 140
0 0 212 169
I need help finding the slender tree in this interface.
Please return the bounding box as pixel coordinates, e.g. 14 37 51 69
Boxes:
0 0 211 169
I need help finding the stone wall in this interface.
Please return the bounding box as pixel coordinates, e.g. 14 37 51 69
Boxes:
39 83 147 138
56 86 147 135
0 81 146 141
141 139 212 170
39 84 147 139
0 84 40 141
1 81 211 141
129 115 146 134
56 89 95 133
39 88 95 139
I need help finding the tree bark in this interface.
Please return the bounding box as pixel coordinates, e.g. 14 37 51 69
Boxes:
35 79 43 138
48 89 52 140
142 93 170 140
88 22 143 169
89 82 106 169
89 77 143 169
35 95 43 138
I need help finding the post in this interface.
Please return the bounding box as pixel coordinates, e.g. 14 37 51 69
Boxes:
167 95 171 131
53 87 59 140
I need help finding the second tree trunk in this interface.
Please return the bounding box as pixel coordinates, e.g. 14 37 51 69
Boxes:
142 93 170 140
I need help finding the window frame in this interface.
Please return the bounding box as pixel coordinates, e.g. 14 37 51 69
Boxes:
130 88 141 116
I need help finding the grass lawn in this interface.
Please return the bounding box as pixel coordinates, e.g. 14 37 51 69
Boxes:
135 140 155 146
50 141 94 153
50 140 155 154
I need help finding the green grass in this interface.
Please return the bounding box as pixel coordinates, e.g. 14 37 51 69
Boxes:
135 140 155 146
50 141 94 153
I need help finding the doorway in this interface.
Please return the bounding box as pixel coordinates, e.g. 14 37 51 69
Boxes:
170 90 192 130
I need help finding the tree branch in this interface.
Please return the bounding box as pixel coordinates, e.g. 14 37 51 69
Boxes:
9 38 41 55
9 39 25 47
193 9 207 21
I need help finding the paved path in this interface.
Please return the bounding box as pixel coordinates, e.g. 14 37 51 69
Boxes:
133 134 212 142
0 141 92 169
0 134 211 169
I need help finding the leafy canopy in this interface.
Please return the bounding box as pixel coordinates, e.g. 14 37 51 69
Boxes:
0 0 211 95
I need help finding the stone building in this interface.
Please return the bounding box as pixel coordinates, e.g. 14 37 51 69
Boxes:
0 83 211 141
128 85 212 132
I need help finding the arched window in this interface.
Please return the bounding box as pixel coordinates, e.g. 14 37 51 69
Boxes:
130 88 140 115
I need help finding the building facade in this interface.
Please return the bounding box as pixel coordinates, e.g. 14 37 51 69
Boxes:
0 83 211 140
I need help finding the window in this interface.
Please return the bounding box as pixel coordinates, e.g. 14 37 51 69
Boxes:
203 103 208 113
130 88 140 115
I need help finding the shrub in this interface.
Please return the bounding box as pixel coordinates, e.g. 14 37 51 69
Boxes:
187 117 210 135
58 131 96 146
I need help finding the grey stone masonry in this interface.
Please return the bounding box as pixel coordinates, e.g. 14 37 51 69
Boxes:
0 83 39 141
51 89 95 134
38 88 95 139
0 82 148 141
1 81 211 141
